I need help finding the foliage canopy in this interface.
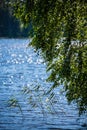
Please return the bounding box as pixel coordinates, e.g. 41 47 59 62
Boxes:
10 0 87 115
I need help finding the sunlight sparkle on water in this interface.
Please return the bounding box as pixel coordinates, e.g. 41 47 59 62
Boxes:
0 39 86 130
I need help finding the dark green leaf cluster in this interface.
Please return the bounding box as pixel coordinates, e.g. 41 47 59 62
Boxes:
11 0 87 115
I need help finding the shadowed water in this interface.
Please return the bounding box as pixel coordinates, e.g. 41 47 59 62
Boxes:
0 39 86 130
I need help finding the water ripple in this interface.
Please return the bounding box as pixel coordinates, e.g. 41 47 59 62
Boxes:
0 39 86 130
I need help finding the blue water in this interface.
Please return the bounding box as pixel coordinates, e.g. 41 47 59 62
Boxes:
0 39 86 130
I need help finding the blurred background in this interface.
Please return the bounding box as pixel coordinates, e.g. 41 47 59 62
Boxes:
0 0 30 38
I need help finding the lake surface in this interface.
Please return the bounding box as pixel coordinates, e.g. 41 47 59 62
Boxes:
0 39 86 130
